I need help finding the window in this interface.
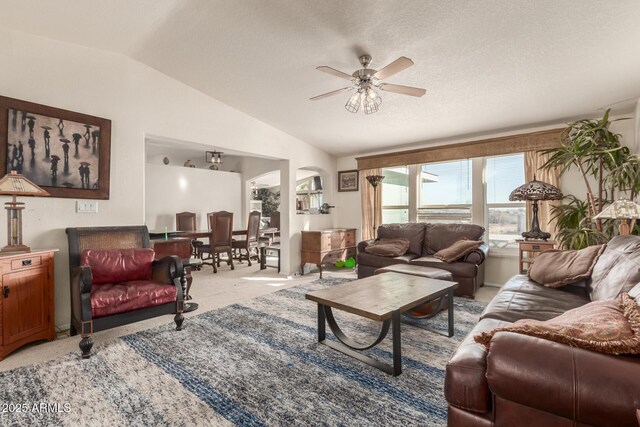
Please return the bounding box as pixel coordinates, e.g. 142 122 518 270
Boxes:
419 160 472 223
381 166 409 223
485 154 526 251
378 154 526 255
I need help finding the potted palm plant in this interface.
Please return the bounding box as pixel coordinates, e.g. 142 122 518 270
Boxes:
541 109 637 249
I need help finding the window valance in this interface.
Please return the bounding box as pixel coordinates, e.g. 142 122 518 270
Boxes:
355 128 563 170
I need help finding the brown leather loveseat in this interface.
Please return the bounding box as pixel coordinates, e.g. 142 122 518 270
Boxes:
357 223 489 297
445 235 640 426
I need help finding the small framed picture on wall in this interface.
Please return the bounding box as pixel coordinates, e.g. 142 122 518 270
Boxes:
338 169 359 192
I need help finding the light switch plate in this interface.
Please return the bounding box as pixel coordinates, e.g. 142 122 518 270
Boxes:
76 200 98 213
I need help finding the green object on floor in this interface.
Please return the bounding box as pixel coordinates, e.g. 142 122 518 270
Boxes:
335 260 345 268
345 257 355 268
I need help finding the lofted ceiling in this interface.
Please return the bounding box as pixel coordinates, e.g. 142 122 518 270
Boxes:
2 0 640 156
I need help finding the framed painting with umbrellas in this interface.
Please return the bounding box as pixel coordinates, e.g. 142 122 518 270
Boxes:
0 96 111 199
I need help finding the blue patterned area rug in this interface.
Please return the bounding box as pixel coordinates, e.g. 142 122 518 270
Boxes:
0 277 486 426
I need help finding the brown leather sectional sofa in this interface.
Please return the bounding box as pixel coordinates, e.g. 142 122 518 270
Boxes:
357 223 489 297
445 235 640 426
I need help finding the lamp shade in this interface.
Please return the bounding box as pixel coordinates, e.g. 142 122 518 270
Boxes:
0 171 49 197
509 176 562 202
365 175 385 188
594 199 640 220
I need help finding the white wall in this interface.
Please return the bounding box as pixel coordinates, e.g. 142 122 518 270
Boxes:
0 29 335 329
145 164 242 231
334 157 362 243
335 113 638 286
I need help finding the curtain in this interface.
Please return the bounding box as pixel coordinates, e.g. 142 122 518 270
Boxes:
360 168 382 241
525 151 561 241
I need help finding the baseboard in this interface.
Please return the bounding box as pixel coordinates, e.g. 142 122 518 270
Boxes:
482 282 503 288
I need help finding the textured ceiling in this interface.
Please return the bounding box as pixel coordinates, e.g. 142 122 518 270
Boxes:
2 0 640 156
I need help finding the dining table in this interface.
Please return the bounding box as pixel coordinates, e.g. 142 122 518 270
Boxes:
150 227 279 240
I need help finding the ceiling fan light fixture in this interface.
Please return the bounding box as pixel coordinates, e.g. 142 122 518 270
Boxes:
313 54 425 114
362 87 382 115
345 90 362 113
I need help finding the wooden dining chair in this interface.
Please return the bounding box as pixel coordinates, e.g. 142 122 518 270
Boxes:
176 211 203 257
232 211 262 266
206 212 214 230
200 211 234 273
269 211 280 244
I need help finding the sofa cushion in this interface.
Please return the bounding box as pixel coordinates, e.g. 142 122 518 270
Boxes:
480 275 590 323
377 223 426 256
422 223 484 255
475 293 640 355
410 256 478 278
81 248 155 285
435 239 483 263
91 280 177 317
356 252 417 269
364 238 410 257
590 235 640 301
528 244 605 288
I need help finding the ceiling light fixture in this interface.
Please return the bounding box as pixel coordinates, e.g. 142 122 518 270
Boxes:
205 150 223 165
311 54 426 115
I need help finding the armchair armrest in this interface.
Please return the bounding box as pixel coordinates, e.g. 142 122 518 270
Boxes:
487 331 640 427
357 239 375 253
71 266 93 322
152 255 184 286
463 242 488 265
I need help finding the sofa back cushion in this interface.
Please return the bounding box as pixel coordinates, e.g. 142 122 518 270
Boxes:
589 235 640 301
81 248 155 285
423 223 485 255
377 223 426 256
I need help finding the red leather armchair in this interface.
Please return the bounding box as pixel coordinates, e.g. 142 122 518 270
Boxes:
66 226 185 359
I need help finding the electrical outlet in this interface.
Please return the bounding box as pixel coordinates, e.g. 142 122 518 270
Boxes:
76 200 98 213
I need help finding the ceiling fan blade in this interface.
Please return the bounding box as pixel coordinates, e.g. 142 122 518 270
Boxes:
379 83 426 97
316 66 354 80
374 57 414 80
309 87 353 101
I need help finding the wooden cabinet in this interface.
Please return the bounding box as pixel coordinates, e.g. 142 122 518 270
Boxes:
518 240 556 274
0 249 56 361
301 228 356 278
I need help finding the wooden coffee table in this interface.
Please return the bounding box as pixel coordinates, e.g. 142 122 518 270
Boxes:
305 272 458 376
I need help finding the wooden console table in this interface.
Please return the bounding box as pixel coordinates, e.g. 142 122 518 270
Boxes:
0 249 57 361
301 228 356 278
518 239 556 274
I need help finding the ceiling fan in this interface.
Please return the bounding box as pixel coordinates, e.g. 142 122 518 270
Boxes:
310 54 426 114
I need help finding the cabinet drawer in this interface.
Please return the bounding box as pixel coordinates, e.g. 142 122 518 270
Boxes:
520 242 553 252
10 256 42 271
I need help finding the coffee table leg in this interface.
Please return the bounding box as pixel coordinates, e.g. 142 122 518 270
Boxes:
392 309 402 376
318 303 326 342
448 288 454 338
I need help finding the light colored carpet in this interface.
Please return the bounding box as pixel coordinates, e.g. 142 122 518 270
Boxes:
0 276 487 426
